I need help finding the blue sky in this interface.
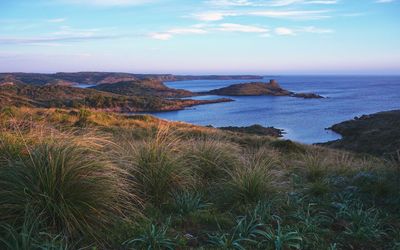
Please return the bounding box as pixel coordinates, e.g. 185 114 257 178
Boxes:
0 0 399 74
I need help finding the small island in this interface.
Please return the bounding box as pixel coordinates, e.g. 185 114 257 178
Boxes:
202 80 323 99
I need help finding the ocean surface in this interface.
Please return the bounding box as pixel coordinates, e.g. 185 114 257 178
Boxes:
147 76 400 144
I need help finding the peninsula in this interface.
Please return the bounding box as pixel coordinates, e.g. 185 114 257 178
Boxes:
324 110 400 158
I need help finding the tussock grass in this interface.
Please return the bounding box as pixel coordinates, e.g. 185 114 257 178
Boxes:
0 132 137 242
0 107 399 249
184 139 240 185
120 124 193 205
219 149 281 206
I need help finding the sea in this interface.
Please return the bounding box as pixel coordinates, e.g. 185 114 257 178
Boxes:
146 76 400 144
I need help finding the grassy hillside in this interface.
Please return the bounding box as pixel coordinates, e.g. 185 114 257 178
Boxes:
0 83 231 112
92 80 194 98
0 72 262 86
0 107 399 249
324 110 400 158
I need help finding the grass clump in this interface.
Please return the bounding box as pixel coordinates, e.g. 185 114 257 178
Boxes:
184 139 239 185
123 125 192 205
0 136 135 242
123 220 176 250
219 150 280 207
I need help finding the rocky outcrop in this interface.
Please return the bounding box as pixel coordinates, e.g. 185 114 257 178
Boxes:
323 110 400 158
202 79 323 99
219 124 283 137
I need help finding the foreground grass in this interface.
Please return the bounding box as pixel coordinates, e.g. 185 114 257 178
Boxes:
0 107 399 249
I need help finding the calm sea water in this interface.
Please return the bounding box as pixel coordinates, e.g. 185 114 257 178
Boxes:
148 76 400 144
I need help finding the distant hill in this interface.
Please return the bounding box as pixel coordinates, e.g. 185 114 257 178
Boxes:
0 72 262 86
92 80 194 98
202 80 323 99
0 83 231 112
324 110 400 158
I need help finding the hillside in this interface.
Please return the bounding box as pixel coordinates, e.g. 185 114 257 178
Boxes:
0 72 262 86
0 83 231 112
92 79 194 98
0 106 399 249
204 80 323 98
324 110 400 158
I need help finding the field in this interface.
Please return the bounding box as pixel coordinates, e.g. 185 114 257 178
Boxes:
0 107 399 249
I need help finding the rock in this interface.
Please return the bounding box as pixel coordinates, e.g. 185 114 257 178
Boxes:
219 124 284 137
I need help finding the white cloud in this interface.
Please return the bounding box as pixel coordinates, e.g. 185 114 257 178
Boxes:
60 0 153 6
149 27 207 40
193 9 331 22
216 23 268 33
375 0 395 3
269 0 338 6
300 26 333 33
205 0 253 6
205 0 338 6
275 27 296 35
249 10 331 20
193 12 238 21
168 28 208 34
150 33 172 40
274 26 333 35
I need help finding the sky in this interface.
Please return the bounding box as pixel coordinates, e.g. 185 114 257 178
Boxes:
0 0 399 75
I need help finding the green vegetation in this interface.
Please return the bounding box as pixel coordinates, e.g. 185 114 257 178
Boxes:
0 83 230 112
325 110 400 158
0 107 399 249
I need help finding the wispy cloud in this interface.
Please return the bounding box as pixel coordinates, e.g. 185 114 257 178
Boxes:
60 0 153 6
275 27 296 35
0 35 122 45
47 18 66 23
216 23 268 33
274 25 333 35
150 22 332 40
193 9 331 21
206 0 338 6
375 0 395 3
249 10 331 20
192 11 238 21
149 27 208 40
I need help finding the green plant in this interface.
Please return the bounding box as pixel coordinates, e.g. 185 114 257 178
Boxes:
292 203 332 249
123 220 176 250
260 216 302 250
128 126 192 204
74 109 91 127
336 203 386 244
184 140 238 184
301 152 329 182
220 155 277 206
0 138 135 240
171 190 209 215
207 215 265 249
